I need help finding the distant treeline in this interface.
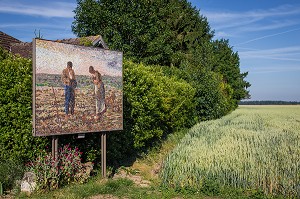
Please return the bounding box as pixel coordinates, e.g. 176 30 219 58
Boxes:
239 101 300 105
36 73 122 89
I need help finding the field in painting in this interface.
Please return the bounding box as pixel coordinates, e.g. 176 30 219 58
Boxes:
34 74 122 136
161 105 300 197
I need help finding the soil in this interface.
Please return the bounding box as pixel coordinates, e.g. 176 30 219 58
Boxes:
34 86 123 136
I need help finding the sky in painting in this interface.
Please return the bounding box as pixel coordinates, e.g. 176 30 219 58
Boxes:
0 0 299 101
35 39 122 76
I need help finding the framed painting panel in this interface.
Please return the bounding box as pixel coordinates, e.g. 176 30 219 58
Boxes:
32 38 123 136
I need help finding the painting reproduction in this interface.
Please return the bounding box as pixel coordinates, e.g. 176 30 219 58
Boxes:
33 38 123 136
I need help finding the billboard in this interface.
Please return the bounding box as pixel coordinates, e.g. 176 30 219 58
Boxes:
32 38 123 136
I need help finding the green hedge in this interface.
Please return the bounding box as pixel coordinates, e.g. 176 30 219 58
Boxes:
106 60 197 163
122 60 196 149
0 48 196 164
177 60 235 121
0 48 48 162
193 69 234 120
0 46 232 165
56 60 197 164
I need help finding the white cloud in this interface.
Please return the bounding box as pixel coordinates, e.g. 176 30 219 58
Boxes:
248 66 300 74
239 46 300 62
213 31 233 38
0 22 67 29
203 4 300 27
202 4 300 39
238 20 298 32
234 28 300 46
238 45 300 73
0 1 76 18
241 61 300 74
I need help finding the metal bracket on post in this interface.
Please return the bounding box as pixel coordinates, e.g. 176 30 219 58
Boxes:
52 136 59 160
101 132 107 178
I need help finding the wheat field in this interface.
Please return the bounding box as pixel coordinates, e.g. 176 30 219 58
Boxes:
161 105 300 197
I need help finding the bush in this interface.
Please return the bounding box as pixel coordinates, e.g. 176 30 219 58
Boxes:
179 60 234 121
28 144 87 190
0 159 24 194
0 47 196 167
122 60 196 149
59 60 197 164
193 69 233 120
93 60 198 164
0 48 48 163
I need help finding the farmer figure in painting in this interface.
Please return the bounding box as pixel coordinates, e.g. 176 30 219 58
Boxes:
61 61 76 116
89 65 106 120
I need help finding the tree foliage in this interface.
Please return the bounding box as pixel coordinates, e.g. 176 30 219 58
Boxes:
210 39 251 104
182 39 250 108
72 0 250 109
72 0 213 67
0 0 252 165
179 61 234 120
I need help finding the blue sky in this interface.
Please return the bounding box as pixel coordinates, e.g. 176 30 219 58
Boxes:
0 0 299 101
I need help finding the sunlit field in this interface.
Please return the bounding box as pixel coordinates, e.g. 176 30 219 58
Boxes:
161 105 300 198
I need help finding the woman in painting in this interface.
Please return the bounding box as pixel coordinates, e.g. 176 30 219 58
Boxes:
89 65 106 120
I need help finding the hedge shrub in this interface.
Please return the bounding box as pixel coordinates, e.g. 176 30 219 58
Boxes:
178 60 235 121
0 48 196 165
0 48 48 162
52 60 197 164
122 60 196 149
193 69 233 120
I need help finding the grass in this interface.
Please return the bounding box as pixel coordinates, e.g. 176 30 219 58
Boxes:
15 128 272 199
16 129 214 199
14 105 300 199
17 175 210 199
17 176 272 199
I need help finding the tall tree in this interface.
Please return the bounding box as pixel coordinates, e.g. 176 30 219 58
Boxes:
72 0 213 66
72 0 251 118
211 39 251 105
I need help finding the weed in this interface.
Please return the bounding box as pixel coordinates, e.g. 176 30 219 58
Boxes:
0 159 24 194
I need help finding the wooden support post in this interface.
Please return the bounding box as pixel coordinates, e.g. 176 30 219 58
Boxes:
52 136 55 157
101 132 107 178
52 136 59 160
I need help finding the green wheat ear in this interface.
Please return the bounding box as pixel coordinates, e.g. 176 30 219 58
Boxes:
160 106 300 196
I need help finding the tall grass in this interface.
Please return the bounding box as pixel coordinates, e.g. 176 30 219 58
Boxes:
161 105 300 197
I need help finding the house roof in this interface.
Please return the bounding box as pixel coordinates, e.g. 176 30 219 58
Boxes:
11 42 33 59
0 31 22 51
55 35 109 49
0 31 109 59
